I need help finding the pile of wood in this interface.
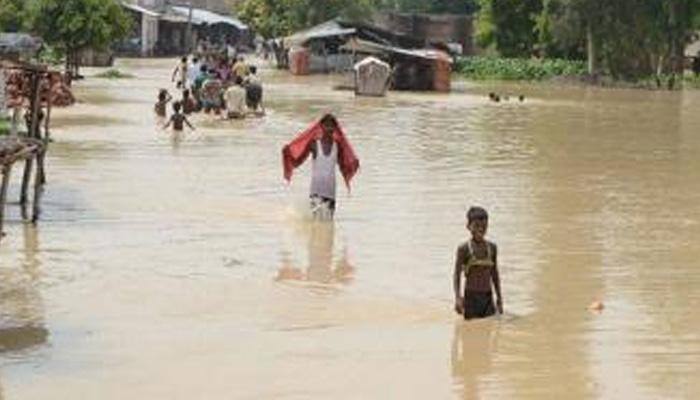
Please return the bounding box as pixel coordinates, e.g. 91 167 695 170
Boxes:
5 70 75 108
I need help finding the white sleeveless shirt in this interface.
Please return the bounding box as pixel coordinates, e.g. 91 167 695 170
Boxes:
310 139 338 200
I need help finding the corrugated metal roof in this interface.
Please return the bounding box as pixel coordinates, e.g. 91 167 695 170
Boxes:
285 20 357 46
122 2 161 18
342 39 452 63
171 6 248 30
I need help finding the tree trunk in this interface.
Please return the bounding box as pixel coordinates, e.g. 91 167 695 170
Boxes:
65 51 72 76
586 22 597 75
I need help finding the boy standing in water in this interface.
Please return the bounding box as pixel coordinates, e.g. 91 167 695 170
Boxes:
164 102 195 132
453 207 503 319
172 57 188 89
154 89 172 118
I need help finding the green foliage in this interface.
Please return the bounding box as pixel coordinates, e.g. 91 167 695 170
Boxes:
684 73 700 89
36 45 63 66
476 0 543 57
0 0 27 32
237 0 379 38
95 69 134 79
455 56 586 80
27 0 131 56
480 0 700 82
0 118 10 136
381 0 478 13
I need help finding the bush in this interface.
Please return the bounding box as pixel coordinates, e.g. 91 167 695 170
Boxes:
95 69 133 79
684 74 700 89
455 56 587 81
36 45 64 66
0 118 11 136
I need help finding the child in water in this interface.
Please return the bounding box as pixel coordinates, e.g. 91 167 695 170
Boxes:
163 101 195 132
154 89 172 118
453 207 503 319
181 89 197 115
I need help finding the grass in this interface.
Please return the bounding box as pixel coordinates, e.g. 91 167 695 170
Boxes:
683 73 700 89
0 118 10 136
455 56 587 81
95 69 134 79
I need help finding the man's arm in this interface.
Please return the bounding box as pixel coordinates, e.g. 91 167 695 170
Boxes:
491 244 503 314
453 246 466 315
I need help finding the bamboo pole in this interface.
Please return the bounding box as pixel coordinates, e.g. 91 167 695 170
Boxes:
30 72 40 140
44 100 52 142
40 101 50 185
0 164 12 239
19 158 33 206
31 155 43 224
31 71 44 224
21 72 41 206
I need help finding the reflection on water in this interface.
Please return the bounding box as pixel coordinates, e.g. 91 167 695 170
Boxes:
451 320 498 399
0 224 48 354
0 59 698 399
276 220 354 286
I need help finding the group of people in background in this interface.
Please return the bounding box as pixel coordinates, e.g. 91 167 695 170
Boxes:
155 53 266 131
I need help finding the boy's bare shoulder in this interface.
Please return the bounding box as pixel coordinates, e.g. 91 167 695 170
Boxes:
456 241 470 255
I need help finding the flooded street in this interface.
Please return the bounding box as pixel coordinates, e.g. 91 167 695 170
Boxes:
1 57 699 399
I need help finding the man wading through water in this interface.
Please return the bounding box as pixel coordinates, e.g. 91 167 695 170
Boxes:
453 207 503 319
282 114 360 219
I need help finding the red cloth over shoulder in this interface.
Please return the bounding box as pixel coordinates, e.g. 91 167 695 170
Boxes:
282 117 360 190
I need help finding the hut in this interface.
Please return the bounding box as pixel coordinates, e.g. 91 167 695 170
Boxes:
282 20 453 92
354 57 391 97
118 1 251 57
343 38 453 92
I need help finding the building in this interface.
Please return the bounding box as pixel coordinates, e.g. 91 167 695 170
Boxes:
119 0 250 57
283 20 453 92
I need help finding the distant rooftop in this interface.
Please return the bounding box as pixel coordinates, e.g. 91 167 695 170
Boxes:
0 33 42 55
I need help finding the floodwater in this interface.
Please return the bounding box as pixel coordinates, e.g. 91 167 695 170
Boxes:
0 58 699 399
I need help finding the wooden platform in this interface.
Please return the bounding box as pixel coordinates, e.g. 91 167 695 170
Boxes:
0 60 52 242
0 136 45 238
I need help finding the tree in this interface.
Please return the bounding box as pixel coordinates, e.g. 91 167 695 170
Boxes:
27 0 131 76
382 0 479 13
237 0 379 39
477 0 543 57
0 0 27 32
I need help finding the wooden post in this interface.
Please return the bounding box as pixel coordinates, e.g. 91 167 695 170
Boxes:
0 164 12 239
20 158 33 206
44 99 52 142
21 71 41 206
31 152 43 224
30 72 40 140
40 98 51 185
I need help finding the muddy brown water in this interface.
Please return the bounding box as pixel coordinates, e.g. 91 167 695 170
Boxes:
0 58 699 399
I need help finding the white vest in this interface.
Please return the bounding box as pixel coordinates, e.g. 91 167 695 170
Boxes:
310 139 338 200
